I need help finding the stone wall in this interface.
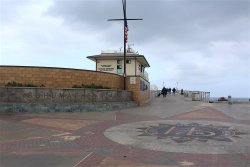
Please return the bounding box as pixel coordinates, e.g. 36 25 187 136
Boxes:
0 87 132 103
0 87 136 112
0 102 138 112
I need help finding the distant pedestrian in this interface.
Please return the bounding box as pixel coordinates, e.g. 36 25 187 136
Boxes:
172 88 176 94
161 87 167 98
181 89 184 95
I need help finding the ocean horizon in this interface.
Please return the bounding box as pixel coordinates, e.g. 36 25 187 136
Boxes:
210 97 250 102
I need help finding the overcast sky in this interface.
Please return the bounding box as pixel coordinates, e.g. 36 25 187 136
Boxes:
1 0 249 98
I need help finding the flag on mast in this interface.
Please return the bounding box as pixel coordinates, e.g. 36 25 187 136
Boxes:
125 20 129 43
123 0 129 43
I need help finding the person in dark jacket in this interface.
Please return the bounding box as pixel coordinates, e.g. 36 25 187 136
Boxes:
181 89 184 95
161 87 167 97
172 88 176 94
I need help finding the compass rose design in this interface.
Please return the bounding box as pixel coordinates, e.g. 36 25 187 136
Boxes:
137 123 247 143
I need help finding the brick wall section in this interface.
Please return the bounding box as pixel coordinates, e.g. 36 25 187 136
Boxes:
0 66 124 89
126 76 150 106
126 77 140 102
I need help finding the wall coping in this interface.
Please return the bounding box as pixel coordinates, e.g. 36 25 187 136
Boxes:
0 87 131 92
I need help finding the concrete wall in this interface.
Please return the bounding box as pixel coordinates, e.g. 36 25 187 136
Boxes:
0 66 124 89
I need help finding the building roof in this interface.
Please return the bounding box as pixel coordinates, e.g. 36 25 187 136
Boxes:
87 51 150 67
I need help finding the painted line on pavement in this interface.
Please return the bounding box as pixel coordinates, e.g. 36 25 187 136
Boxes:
72 152 93 167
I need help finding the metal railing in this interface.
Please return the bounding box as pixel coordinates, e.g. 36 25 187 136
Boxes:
101 50 123 54
101 49 139 54
185 91 210 102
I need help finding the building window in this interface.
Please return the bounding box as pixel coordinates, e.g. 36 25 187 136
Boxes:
117 60 122 64
126 60 131 64
117 65 122 69
141 65 144 73
117 65 123 74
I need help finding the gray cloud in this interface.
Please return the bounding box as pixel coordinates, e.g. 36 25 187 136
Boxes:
46 0 249 43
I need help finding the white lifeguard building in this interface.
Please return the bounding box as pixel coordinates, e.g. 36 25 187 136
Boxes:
87 46 150 105
87 46 150 82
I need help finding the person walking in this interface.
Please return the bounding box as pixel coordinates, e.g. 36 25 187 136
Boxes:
172 87 176 95
161 87 167 98
181 89 184 95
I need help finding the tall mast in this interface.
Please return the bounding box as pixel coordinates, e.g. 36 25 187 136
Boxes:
108 0 143 90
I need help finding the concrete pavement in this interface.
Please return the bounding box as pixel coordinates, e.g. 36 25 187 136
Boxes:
0 95 250 167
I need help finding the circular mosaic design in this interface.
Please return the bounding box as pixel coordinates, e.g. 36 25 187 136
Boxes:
138 123 246 143
104 120 250 154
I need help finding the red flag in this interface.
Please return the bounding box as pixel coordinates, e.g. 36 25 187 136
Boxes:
125 23 129 43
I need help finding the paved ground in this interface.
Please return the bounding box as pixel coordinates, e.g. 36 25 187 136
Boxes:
0 95 250 167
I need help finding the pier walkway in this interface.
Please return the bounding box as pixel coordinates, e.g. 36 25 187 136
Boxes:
0 95 250 167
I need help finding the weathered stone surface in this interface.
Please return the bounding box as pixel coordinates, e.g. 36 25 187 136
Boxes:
0 87 132 103
0 87 136 112
0 102 138 112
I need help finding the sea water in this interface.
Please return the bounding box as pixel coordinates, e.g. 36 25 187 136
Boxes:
210 97 250 102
